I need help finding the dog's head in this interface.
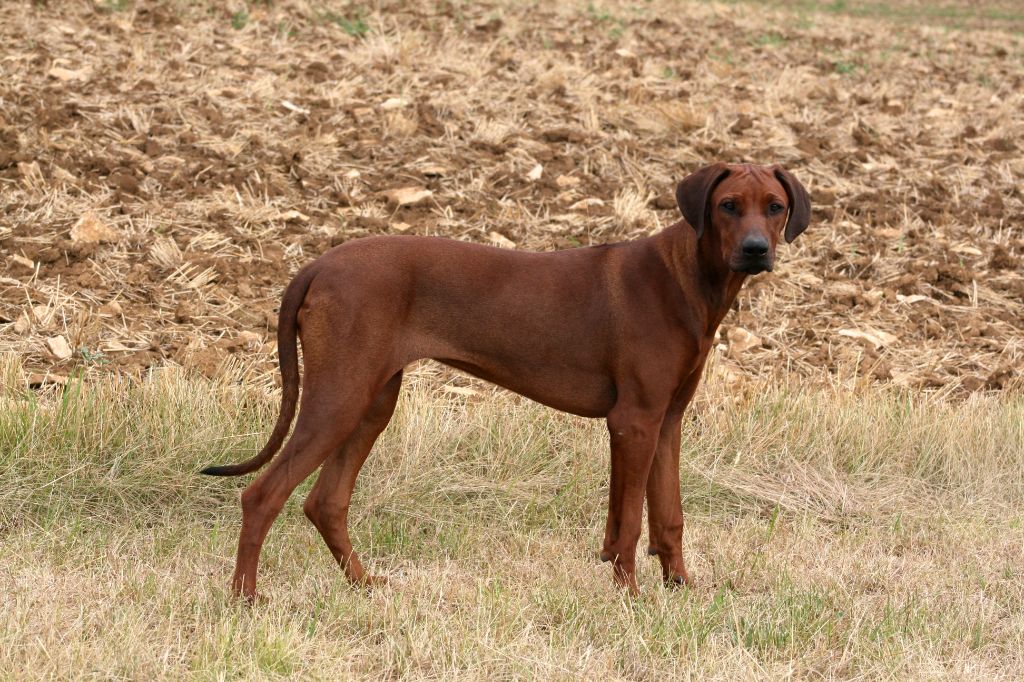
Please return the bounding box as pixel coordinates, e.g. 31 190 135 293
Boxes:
675 163 811 274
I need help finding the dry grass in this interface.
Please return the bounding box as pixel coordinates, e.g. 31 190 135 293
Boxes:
0 0 1021 393
2 353 1023 679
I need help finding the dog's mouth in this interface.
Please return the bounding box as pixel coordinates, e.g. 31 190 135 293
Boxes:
731 257 773 275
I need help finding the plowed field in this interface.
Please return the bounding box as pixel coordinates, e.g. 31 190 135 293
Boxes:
1 0 1022 393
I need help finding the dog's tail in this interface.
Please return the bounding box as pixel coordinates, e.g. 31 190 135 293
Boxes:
199 264 318 477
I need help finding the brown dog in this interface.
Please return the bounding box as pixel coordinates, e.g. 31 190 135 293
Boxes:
202 162 810 599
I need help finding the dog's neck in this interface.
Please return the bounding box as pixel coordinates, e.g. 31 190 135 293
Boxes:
665 222 748 337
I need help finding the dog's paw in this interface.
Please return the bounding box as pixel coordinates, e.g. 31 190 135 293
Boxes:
235 588 264 605
664 573 693 590
354 574 389 591
612 568 641 596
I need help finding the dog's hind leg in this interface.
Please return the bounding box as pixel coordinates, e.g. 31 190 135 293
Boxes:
231 366 389 601
303 370 403 587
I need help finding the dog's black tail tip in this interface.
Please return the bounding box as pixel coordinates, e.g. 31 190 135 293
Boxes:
199 465 234 476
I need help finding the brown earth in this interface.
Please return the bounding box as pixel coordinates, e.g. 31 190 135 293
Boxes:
1 0 1022 394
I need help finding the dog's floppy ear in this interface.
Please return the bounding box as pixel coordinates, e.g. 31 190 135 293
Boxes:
675 163 730 239
773 166 811 244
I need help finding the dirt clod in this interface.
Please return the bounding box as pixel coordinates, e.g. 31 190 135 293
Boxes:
70 212 119 244
44 336 73 360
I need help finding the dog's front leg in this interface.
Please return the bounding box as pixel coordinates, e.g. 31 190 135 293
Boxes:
645 412 690 587
645 361 706 588
602 405 663 594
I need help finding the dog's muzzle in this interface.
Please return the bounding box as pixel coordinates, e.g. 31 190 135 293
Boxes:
734 236 773 274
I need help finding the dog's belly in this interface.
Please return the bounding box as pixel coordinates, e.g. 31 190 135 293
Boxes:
436 358 616 419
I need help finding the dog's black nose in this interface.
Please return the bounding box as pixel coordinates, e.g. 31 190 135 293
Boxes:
741 237 769 257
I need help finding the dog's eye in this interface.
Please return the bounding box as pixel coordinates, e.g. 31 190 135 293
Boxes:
721 200 737 213
768 203 785 215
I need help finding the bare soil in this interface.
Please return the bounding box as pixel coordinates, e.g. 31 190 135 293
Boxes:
1 0 1022 393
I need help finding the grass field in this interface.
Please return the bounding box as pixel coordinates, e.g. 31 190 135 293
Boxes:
2 0 1023 679
3 356 1024 678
